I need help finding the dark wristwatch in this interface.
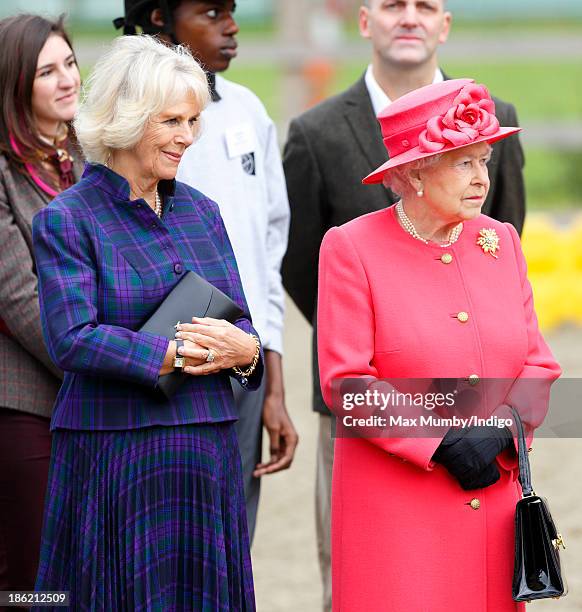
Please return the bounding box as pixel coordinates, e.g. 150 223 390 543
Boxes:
173 339 185 371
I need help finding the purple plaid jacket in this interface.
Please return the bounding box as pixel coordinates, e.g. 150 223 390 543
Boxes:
32 163 263 431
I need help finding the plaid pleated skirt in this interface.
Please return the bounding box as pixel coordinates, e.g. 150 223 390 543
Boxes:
33 422 255 611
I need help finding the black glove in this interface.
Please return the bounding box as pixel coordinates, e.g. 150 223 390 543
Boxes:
432 426 513 490
456 462 500 490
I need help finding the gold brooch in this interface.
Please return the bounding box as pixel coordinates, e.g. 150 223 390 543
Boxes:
476 228 500 258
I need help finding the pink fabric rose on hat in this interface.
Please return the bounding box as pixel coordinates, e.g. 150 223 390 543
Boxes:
418 84 500 153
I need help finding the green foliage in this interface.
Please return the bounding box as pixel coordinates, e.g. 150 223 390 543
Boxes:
525 150 582 209
450 18 582 34
68 21 117 42
228 64 281 119
334 61 582 121
436 62 581 121
67 17 273 43
72 23 582 211
343 17 582 38
228 60 582 123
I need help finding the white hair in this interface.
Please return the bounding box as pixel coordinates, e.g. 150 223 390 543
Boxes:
75 35 211 164
383 141 493 198
382 154 443 199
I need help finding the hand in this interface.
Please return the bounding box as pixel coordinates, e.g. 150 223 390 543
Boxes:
175 317 256 376
432 426 513 489
253 391 299 477
178 338 208 369
159 338 207 376
457 462 500 491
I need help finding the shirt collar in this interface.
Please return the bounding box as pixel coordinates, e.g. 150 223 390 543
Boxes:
82 163 176 201
364 65 444 116
207 72 221 103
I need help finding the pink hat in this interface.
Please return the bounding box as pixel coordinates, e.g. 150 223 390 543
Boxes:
362 78 521 185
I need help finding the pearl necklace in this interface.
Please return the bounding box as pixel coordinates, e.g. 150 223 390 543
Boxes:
396 201 462 247
154 190 162 217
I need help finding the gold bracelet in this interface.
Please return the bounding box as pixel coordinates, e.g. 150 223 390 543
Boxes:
232 334 260 378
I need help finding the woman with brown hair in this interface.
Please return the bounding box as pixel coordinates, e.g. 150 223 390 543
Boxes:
0 13 82 594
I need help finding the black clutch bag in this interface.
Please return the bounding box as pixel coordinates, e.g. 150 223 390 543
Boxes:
511 407 567 602
140 270 243 399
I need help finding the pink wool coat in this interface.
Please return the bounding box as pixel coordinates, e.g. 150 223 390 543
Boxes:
317 206 561 612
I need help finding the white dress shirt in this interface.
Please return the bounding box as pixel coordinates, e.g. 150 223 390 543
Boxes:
364 64 445 116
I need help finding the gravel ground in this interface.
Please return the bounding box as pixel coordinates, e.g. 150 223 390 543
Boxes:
251 299 582 611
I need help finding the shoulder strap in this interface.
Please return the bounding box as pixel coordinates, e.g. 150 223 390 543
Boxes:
511 407 534 496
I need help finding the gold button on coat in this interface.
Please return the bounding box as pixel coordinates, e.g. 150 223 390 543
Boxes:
457 311 469 323
470 498 481 510
441 253 453 264
468 374 480 386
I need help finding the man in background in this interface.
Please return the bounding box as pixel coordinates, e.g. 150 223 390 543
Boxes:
116 0 298 542
282 1 525 609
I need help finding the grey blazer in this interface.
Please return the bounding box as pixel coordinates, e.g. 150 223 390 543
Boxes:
0 151 83 417
282 73 526 414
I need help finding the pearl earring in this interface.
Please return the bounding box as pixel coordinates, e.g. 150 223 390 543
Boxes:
417 188 424 197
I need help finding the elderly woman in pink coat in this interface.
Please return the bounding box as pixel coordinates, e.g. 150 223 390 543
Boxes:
317 79 561 612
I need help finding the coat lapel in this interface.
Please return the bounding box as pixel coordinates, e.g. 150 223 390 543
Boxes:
343 71 450 170
342 74 388 172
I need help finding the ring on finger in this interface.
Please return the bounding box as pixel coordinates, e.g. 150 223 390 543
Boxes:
205 349 215 363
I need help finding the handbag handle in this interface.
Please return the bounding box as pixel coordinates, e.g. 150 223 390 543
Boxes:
511 407 534 497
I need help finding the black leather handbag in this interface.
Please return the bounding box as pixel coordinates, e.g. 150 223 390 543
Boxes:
140 271 243 399
511 408 567 602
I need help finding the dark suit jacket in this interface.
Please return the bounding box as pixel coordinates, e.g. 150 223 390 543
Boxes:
0 150 83 417
282 73 525 413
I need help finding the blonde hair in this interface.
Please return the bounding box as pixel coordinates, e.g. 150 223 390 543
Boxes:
75 35 210 163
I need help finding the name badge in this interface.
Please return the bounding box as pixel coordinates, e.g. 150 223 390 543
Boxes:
224 123 256 159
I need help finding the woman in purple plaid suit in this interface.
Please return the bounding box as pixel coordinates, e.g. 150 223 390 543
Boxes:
32 35 262 611
0 14 83 597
